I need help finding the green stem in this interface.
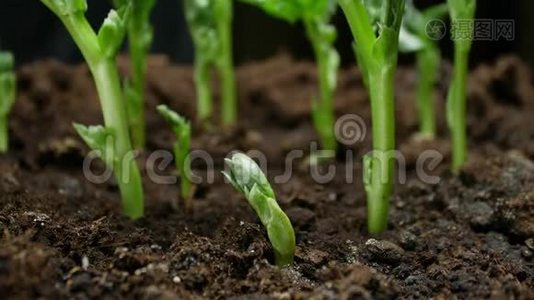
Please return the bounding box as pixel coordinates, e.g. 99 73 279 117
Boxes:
448 45 469 173
0 116 7 153
416 45 439 138
62 13 144 219
128 29 147 149
174 142 192 210
338 0 376 80
366 66 396 234
195 58 213 123
217 0 236 126
304 19 337 152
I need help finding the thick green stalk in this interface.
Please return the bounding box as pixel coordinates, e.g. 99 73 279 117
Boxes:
0 116 7 152
59 12 144 219
416 45 439 138
338 0 375 83
448 45 469 173
215 0 237 125
447 0 476 173
340 0 404 234
365 66 396 234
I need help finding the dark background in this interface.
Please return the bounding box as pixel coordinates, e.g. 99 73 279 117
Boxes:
0 0 531 67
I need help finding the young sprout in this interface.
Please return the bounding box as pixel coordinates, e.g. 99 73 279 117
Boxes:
338 0 405 233
240 0 340 152
447 0 476 173
114 0 157 149
0 52 15 153
399 1 448 139
184 0 237 125
157 105 193 210
41 0 144 219
223 153 296 267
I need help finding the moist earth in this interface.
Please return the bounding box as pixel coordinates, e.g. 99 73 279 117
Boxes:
0 55 533 299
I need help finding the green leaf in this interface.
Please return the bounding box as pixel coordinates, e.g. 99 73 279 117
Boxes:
40 0 87 16
97 8 130 58
73 123 116 168
398 25 424 53
240 0 334 22
157 105 191 140
185 0 221 63
239 0 302 22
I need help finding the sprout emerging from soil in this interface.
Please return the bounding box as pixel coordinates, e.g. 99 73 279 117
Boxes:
399 1 448 139
0 52 16 153
185 0 237 126
157 105 193 209
447 0 476 173
114 0 157 149
240 0 340 152
41 0 144 219
223 153 296 267
338 0 405 233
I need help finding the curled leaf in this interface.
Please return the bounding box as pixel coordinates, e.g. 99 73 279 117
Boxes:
98 8 130 58
73 123 116 168
223 153 295 266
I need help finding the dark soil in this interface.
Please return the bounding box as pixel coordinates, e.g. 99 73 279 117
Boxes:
1 54 533 299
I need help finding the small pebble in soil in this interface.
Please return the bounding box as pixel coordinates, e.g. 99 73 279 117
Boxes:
365 239 405 263
399 230 417 250
172 276 181 284
58 176 83 198
521 248 532 259
81 256 89 270
525 238 534 251
465 201 495 228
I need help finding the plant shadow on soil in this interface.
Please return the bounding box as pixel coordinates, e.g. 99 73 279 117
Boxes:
0 54 533 299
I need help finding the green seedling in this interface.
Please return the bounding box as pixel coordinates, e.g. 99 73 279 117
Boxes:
338 0 405 233
223 153 296 267
399 1 448 138
447 0 476 173
240 0 340 152
0 52 16 153
114 0 157 149
185 0 236 125
41 0 144 219
157 105 193 209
